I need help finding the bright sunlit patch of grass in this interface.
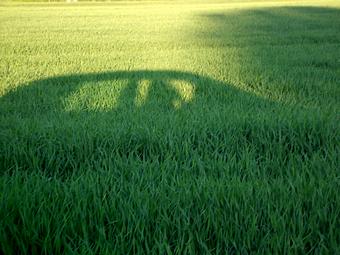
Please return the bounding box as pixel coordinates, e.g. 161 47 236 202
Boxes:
135 79 151 107
64 80 127 111
170 80 195 103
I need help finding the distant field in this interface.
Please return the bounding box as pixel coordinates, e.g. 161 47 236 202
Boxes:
0 1 339 254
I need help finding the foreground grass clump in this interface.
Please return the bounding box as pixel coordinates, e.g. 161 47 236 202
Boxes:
0 1 339 254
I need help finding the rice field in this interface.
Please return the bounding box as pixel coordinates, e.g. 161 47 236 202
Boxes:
0 0 339 254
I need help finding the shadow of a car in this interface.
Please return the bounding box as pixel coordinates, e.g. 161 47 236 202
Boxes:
1 70 298 173
1 70 278 121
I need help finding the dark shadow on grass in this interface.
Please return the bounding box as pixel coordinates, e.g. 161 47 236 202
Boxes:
0 70 276 120
0 70 292 174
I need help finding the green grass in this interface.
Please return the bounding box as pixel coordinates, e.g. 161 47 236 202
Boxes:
0 1 340 254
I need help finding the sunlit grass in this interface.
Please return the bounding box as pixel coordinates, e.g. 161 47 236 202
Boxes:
135 79 151 107
0 1 339 254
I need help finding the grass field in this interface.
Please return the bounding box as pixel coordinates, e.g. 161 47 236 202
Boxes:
0 0 340 254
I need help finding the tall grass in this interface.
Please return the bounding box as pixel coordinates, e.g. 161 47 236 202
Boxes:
0 1 339 254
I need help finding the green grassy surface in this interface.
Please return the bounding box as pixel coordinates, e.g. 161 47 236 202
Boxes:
1 1 340 254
